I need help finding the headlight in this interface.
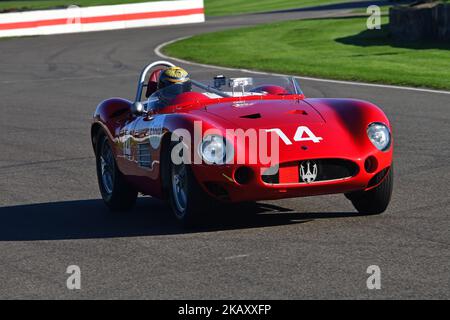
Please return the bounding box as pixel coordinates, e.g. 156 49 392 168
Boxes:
367 122 391 151
200 135 228 164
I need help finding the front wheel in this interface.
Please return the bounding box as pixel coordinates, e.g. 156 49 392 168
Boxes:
96 133 137 212
168 160 208 226
347 166 393 215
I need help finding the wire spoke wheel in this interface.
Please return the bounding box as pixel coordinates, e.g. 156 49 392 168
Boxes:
100 141 115 195
171 163 188 215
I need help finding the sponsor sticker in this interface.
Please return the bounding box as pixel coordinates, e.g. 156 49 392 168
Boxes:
149 115 166 149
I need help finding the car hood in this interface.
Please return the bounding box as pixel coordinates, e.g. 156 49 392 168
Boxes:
195 98 325 130
187 98 366 163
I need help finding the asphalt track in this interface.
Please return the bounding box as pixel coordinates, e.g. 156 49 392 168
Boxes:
0 1 449 299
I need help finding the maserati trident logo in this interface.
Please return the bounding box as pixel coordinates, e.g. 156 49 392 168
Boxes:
300 160 318 183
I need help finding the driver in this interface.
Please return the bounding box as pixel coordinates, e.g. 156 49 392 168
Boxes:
156 66 192 107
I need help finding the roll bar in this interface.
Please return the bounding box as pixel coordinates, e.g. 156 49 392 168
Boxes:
134 60 175 103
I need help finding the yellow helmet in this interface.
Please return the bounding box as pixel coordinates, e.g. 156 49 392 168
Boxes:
158 66 190 89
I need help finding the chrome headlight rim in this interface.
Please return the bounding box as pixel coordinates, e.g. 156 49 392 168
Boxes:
367 122 391 152
199 134 233 165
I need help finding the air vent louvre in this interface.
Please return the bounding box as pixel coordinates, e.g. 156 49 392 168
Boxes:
240 113 261 119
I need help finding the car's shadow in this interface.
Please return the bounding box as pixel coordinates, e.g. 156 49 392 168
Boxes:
0 198 359 241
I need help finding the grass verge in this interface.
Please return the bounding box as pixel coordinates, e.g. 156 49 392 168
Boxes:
204 0 352 16
163 16 450 90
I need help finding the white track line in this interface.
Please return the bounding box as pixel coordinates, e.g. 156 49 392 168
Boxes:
155 36 450 96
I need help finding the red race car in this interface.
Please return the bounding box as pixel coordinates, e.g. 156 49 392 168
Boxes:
91 61 393 225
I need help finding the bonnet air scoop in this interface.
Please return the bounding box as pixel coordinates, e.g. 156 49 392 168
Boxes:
201 99 324 129
240 113 262 119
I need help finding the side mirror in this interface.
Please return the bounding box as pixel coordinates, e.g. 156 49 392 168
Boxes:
131 102 145 115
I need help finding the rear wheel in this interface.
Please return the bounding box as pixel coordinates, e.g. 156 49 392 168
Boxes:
96 133 137 212
347 166 393 215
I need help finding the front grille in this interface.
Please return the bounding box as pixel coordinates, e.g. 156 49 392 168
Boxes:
262 159 359 184
261 171 279 184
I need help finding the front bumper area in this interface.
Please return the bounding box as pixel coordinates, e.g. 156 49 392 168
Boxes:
191 154 392 203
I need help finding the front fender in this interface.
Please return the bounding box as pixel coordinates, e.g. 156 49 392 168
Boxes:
304 98 392 148
91 98 133 151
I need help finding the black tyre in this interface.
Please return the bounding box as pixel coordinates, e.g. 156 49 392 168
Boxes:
165 142 214 226
168 160 208 226
347 166 393 215
95 132 137 212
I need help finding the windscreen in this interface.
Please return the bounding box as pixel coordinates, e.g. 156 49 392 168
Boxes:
149 76 302 101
